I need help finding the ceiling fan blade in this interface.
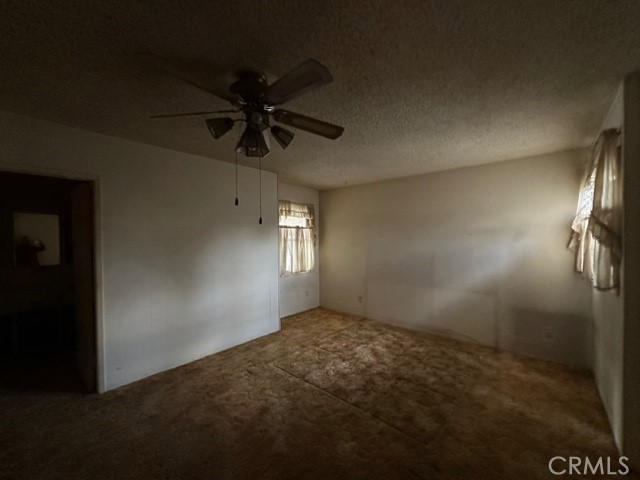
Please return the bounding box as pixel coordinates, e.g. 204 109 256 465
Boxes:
138 52 234 101
149 109 239 119
265 59 333 105
273 110 344 140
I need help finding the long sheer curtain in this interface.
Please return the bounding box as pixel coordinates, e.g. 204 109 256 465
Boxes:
279 200 315 275
569 128 622 291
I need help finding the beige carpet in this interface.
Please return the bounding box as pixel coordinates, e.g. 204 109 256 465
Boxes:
0 308 632 479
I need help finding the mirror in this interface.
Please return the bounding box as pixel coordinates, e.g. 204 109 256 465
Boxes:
13 213 61 266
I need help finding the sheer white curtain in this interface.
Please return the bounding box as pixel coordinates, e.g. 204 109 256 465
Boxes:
279 200 315 275
569 128 622 291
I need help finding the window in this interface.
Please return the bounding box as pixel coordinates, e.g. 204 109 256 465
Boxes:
279 200 315 275
569 128 621 291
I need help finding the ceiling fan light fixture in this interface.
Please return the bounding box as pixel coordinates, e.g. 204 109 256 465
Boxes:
205 117 234 139
146 55 344 159
271 126 295 149
236 126 270 157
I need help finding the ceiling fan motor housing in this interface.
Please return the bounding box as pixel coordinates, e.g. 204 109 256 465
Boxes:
229 72 267 104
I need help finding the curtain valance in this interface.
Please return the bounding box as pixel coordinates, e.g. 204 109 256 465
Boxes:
279 200 315 228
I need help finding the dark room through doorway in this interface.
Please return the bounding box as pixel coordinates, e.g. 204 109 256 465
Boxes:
0 171 97 392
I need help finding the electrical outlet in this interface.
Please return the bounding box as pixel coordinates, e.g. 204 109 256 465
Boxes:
305 290 309 297
544 326 555 341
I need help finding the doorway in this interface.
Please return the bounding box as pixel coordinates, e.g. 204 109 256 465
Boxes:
0 171 97 392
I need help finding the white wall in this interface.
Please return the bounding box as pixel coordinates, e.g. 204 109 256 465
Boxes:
278 182 320 317
0 110 279 391
320 150 593 368
593 84 624 450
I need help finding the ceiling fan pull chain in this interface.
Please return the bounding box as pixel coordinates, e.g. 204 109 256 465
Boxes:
235 125 241 206
234 150 239 206
258 157 263 225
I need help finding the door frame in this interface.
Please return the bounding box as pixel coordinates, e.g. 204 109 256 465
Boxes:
0 163 105 393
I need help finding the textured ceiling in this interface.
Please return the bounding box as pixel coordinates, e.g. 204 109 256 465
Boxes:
1 1 639 189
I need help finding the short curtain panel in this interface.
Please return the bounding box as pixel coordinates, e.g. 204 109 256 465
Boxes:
279 200 315 275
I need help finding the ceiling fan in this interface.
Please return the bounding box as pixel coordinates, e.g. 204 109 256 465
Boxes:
143 54 344 158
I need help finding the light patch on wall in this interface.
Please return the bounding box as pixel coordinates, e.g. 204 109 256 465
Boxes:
321 148 594 368
365 227 528 345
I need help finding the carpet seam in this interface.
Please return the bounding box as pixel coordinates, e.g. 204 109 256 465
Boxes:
270 362 432 449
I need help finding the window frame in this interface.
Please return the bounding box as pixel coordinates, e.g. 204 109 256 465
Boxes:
278 200 316 276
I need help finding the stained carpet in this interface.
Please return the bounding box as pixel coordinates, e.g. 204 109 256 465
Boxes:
0 308 631 479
